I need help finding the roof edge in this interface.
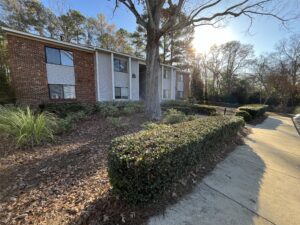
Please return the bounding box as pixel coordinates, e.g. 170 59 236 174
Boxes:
1 27 189 72
1 27 94 52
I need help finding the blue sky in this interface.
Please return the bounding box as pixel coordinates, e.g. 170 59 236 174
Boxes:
42 0 300 55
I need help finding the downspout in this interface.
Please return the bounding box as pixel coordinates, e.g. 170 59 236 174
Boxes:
94 48 100 101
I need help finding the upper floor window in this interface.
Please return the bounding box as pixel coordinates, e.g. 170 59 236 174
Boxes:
45 47 74 66
114 58 128 73
163 69 171 79
178 74 184 82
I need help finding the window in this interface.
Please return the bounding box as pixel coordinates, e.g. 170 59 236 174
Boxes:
163 69 171 79
115 87 129 99
63 85 76 99
46 47 60 65
163 89 170 99
49 84 63 99
61 50 74 66
178 74 184 82
177 91 184 99
114 58 128 73
45 47 74 66
49 84 76 99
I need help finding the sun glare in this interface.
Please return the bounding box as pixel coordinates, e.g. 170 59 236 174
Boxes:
193 26 236 53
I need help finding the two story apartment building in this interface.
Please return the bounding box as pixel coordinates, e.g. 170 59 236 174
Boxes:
2 27 190 106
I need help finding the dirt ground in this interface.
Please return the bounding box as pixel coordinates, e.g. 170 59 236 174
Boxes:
0 112 247 225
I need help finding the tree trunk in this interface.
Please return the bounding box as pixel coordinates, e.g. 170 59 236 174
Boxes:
145 33 161 120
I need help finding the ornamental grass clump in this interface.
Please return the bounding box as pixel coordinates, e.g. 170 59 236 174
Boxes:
0 106 58 147
108 116 244 204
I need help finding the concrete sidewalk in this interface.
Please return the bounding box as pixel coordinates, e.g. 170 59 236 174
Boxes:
148 114 300 225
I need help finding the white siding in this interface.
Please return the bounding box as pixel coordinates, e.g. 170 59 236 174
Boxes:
97 51 113 101
171 69 176 99
114 71 129 87
131 59 140 100
46 64 75 85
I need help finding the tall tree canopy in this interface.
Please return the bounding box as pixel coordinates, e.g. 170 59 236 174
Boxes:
115 0 294 119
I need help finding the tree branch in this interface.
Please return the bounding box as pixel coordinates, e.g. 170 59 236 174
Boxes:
116 0 147 28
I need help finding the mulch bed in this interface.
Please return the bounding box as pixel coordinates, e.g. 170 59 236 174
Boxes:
0 112 249 225
0 113 148 225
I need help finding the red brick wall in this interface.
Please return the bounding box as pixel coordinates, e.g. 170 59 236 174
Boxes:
6 34 96 105
7 35 49 105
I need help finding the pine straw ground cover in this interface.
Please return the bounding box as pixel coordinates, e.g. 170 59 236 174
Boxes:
0 112 249 225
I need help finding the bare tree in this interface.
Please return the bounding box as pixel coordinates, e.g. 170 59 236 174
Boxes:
220 41 254 95
277 34 300 106
114 0 294 119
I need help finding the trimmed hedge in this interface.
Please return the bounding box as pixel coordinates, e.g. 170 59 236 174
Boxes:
235 110 252 122
238 104 267 118
108 116 244 204
43 103 95 118
161 100 217 116
95 101 144 117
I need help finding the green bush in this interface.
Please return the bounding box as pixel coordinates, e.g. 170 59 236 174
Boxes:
56 111 87 133
235 110 252 122
142 122 170 130
44 102 95 118
163 109 187 124
108 116 244 204
293 106 300 114
161 100 190 108
238 104 267 118
161 100 216 116
96 101 144 117
0 106 57 147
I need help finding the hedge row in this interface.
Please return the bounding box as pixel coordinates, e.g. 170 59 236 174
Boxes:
238 104 267 119
235 110 252 122
108 116 244 204
161 100 217 116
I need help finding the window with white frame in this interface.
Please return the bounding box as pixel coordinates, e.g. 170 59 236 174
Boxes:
115 87 129 99
114 58 128 73
163 89 171 99
45 47 74 66
49 84 76 99
163 69 171 79
178 74 184 82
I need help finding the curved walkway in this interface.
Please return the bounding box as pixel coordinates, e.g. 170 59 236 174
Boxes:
148 114 300 225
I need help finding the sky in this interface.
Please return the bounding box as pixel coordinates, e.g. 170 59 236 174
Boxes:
42 0 300 56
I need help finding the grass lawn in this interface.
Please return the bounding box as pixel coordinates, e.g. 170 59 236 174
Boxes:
0 107 246 225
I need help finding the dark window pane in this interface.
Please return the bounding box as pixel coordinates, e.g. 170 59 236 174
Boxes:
46 47 60 64
114 58 128 73
49 84 63 99
115 87 121 99
61 50 74 66
114 59 120 72
120 60 127 72
63 85 76 99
